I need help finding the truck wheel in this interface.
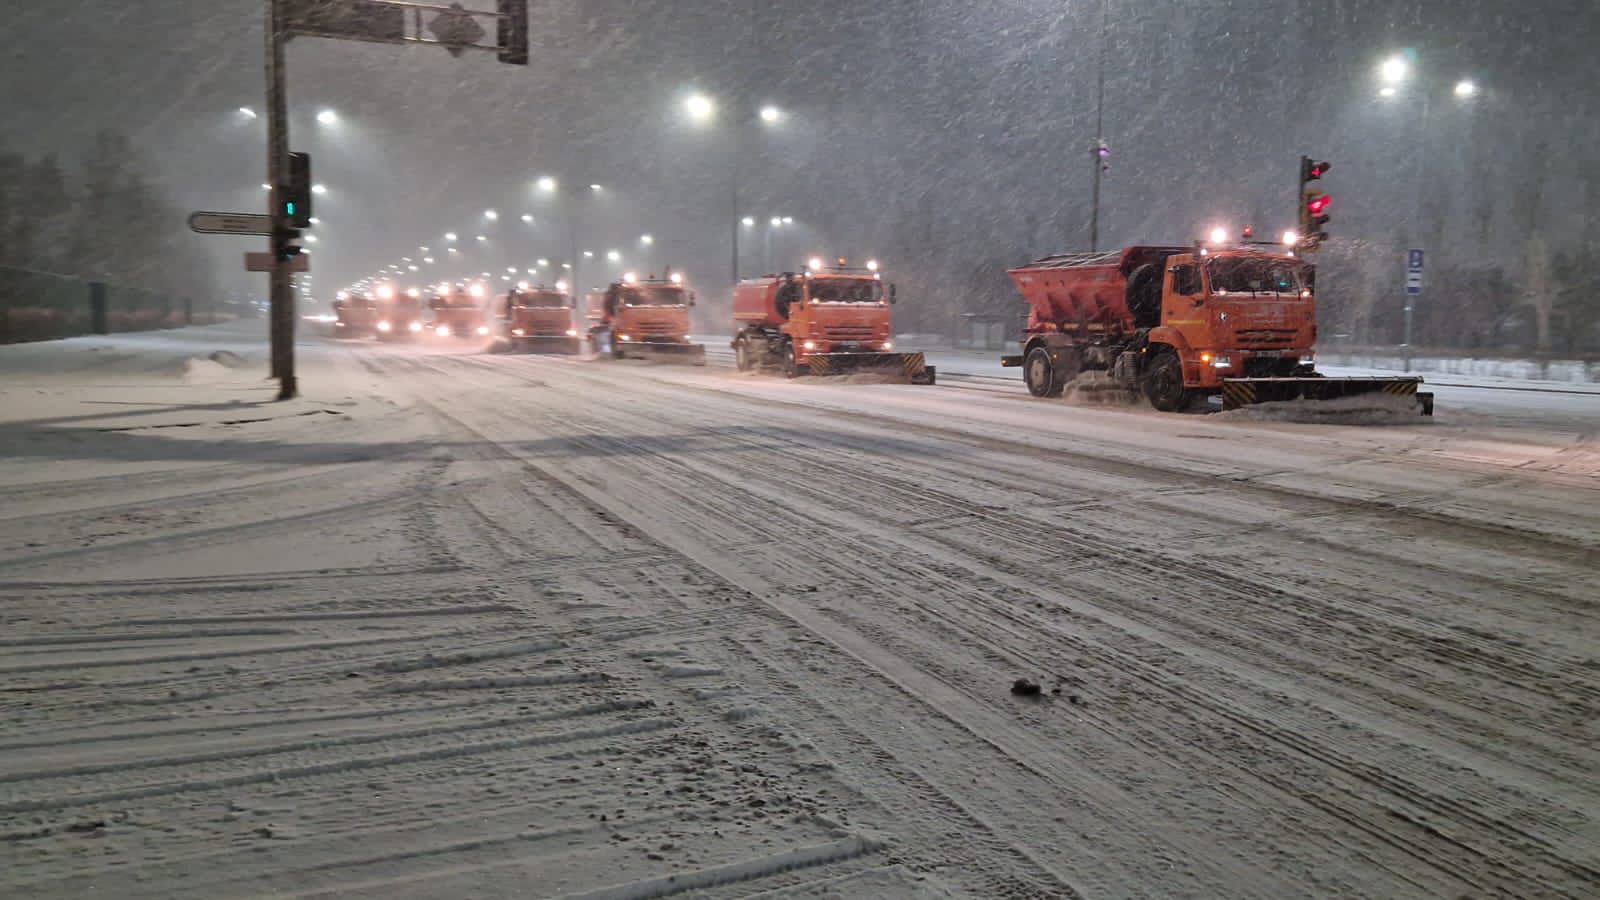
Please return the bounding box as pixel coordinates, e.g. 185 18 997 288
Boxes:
735 337 755 372
782 343 800 379
1024 347 1064 398
1144 350 1188 412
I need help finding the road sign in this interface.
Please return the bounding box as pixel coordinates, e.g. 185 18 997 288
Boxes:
1405 248 1424 295
189 211 272 236
246 252 309 273
283 0 405 44
430 3 486 55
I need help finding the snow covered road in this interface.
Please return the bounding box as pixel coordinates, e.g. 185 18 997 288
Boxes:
2 324 1597 898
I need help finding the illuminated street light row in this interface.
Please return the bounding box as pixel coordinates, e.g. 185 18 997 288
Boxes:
1376 53 1479 101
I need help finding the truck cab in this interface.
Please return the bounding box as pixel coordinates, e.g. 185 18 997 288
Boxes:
332 291 378 337
505 285 583 353
1148 250 1317 391
429 284 490 338
730 258 931 382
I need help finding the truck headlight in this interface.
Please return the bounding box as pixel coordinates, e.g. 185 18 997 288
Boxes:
1211 355 1233 368
802 340 816 351
881 340 893 351
377 320 393 332
477 325 490 336
409 321 424 333
565 328 578 337
512 328 525 336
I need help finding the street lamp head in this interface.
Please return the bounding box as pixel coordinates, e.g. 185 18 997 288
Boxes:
589 183 603 192
741 216 756 227
640 234 653 245
781 216 794 225
521 214 534 223
607 250 621 262
759 105 782 124
685 93 716 122
239 106 258 119
536 176 557 193
537 258 550 267
1379 85 1398 98
1379 55 1408 84
311 183 328 195
484 209 498 221
475 235 487 242
583 250 595 258
1454 79 1478 98
445 232 458 242
770 217 782 227
316 109 338 125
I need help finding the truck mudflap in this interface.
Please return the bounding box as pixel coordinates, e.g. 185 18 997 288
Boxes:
614 341 708 366
511 335 585 355
1221 376 1434 415
803 352 936 384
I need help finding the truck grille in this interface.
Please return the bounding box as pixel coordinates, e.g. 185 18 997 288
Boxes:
824 325 875 340
638 321 677 334
1235 329 1298 346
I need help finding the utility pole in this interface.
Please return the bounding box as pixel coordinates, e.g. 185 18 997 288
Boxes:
1088 0 1109 252
730 130 742 285
265 0 296 399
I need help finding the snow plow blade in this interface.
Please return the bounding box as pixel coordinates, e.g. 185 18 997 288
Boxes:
616 342 708 366
803 352 936 384
512 335 585 355
1222 376 1434 415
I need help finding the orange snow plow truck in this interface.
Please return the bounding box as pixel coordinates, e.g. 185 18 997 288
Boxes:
504 284 582 354
584 273 706 365
1002 243 1431 414
731 258 934 383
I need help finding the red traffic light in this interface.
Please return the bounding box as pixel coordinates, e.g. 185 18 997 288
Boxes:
1309 161 1330 179
1306 194 1331 216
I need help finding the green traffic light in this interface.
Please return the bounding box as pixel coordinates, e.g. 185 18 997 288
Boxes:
286 201 296 216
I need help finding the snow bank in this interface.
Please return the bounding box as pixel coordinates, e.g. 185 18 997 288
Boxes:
1319 352 1600 384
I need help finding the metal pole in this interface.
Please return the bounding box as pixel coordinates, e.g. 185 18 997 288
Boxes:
1088 0 1108 252
568 192 580 303
763 225 772 274
1402 91 1430 373
730 123 742 285
265 0 296 398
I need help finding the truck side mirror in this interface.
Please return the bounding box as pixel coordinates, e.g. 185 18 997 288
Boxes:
689 292 697 306
889 284 898 304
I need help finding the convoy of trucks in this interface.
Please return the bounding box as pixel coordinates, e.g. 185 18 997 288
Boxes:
326 155 1431 418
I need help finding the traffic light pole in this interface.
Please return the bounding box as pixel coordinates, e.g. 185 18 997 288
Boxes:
265 0 297 399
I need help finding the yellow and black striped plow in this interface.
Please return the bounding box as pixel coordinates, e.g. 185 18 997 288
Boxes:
802 352 934 384
1221 377 1430 414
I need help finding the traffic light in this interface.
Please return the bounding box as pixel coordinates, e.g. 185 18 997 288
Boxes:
1297 155 1332 248
497 0 528 65
272 226 304 263
284 152 312 228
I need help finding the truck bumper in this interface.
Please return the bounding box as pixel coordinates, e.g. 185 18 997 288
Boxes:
1221 376 1433 415
512 335 585 355
613 341 708 366
801 352 935 384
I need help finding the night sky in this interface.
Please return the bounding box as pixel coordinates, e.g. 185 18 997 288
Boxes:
3 1 1595 329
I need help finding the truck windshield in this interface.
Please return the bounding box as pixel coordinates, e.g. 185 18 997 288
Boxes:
622 286 687 307
807 278 882 303
517 291 567 308
1206 258 1305 296
434 294 479 308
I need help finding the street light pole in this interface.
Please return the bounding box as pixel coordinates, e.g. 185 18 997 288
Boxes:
264 0 296 398
1402 89 1431 371
1088 0 1109 252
